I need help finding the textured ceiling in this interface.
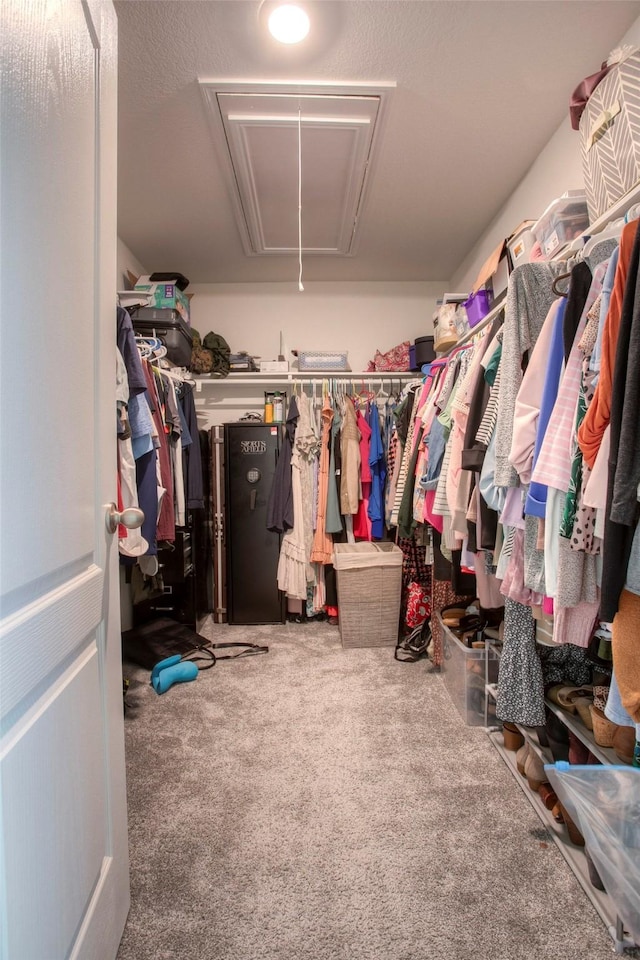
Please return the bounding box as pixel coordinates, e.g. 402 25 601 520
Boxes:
115 0 640 283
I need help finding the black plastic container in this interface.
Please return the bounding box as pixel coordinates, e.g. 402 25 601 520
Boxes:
414 336 435 365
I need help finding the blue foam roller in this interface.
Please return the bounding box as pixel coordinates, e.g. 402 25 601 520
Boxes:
152 659 198 694
151 654 182 686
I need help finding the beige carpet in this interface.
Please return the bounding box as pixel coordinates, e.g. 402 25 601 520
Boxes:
117 619 621 960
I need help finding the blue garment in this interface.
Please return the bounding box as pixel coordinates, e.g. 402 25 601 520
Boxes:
479 428 506 515
129 392 154 459
326 405 343 535
524 298 567 518
419 417 447 491
180 384 204 509
605 668 637 732
116 307 147 395
590 245 619 382
367 402 386 539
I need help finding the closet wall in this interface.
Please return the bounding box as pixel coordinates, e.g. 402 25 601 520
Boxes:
117 237 147 288
452 12 640 292
118 241 444 376
188 280 443 375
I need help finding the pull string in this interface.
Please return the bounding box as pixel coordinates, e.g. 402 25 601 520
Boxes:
298 106 304 292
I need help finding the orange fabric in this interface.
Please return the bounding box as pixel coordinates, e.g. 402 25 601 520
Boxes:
577 219 638 468
310 398 334 564
612 589 640 723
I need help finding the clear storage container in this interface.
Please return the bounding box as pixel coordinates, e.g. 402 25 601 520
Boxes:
546 763 640 946
532 193 589 258
440 618 499 726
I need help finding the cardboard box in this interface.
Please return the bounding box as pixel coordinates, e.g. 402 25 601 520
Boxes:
133 275 190 325
473 239 509 303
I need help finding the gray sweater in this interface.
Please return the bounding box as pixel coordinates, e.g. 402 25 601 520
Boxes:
494 261 566 488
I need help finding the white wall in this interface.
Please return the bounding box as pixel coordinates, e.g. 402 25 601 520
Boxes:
451 123 584 291
116 237 147 290
188 280 443 372
451 13 640 291
189 279 444 427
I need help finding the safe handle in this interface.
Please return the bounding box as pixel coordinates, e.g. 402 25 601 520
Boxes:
250 489 257 511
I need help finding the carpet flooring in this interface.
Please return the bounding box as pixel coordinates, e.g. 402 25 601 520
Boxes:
117 620 623 960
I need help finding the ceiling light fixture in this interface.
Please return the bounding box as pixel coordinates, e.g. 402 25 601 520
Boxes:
268 4 310 44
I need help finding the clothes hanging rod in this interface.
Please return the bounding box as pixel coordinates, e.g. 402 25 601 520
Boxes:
195 371 418 384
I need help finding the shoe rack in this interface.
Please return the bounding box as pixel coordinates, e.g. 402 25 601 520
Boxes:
543 696 619 766
437 616 637 953
484 673 637 955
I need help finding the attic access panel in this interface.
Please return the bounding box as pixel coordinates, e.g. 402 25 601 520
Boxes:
200 82 393 257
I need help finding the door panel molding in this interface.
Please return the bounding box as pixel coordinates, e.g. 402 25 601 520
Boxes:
0 564 103 727
2 649 107 960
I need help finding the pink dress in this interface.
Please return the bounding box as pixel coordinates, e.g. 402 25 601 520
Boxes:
353 409 372 539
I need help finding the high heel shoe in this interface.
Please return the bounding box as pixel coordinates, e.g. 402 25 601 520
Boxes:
590 705 617 747
502 721 524 752
524 750 548 792
558 803 585 846
585 849 605 891
538 783 559 811
516 742 530 776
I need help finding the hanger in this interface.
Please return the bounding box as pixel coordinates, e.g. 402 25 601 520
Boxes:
552 271 572 297
156 360 196 387
582 216 625 259
135 335 164 358
376 378 390 402
625 201 640 223
355 379 375 409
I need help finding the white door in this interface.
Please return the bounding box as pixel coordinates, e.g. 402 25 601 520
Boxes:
0 2 130 959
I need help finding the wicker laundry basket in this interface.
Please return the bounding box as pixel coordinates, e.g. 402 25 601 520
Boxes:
333 542 402 648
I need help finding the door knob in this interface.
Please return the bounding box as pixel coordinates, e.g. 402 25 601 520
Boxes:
106 502 144 534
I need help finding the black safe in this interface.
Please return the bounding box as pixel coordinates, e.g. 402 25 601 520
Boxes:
224 422 285 624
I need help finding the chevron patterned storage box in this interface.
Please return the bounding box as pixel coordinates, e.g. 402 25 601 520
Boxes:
580 49 640 222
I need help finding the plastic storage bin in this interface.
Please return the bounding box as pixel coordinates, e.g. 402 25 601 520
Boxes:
546 763 640 946
334 542 402 648
507 220 536 266
440 618 499 725
433 303 459 352
414 336 435 366
463 288 492 328
298 351 349 371
532 193 589 258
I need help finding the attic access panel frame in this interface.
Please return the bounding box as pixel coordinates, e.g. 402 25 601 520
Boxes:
199 81 394 258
